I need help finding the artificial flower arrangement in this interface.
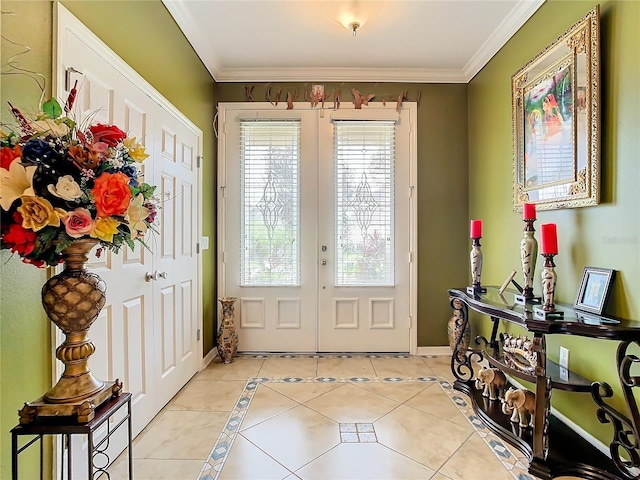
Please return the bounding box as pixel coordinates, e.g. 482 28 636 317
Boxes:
0 87 157 267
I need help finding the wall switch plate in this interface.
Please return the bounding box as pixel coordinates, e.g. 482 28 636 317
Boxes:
559 346 570 369
201 236 209 250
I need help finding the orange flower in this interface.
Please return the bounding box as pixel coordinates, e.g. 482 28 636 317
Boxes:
68 145 101 170
0 144 21 170
92 172 133 217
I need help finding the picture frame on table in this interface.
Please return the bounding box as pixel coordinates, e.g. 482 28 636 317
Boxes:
574 267 616 316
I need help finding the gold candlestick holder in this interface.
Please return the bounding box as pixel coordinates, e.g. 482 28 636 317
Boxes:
534 254 564 320
515 218 541 305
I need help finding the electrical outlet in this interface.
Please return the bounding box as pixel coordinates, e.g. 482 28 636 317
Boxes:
559 346 570 368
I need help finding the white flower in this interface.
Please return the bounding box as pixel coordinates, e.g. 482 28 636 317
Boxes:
30 119 70 137
48 175 83 201
0 161 36 210
125 194 149 240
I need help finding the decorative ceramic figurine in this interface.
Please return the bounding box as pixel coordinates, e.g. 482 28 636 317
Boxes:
502 387 536 428
475 367 507 401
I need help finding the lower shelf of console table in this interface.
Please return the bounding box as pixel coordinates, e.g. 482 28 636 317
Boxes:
455 380 622 480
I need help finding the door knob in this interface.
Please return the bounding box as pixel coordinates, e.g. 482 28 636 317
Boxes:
145 271 168 282
321 259 327 266
145 271 159 282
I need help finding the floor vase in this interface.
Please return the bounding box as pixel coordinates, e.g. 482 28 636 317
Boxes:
217 297 238 364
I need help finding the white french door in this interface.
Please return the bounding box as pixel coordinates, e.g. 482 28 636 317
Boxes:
220 109 319 351
218 102 416 353
317 111 413 352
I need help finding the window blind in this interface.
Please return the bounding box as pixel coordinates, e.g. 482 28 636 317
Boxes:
240 120 301 286
334 121 395 286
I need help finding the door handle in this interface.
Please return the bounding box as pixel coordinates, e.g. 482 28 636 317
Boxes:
145 271 168 282
145 271 159 282
321 259 327 266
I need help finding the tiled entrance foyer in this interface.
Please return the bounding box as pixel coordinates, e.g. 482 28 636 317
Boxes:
108 354 580 480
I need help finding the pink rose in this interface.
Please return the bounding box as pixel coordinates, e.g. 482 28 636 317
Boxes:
62 208 95 238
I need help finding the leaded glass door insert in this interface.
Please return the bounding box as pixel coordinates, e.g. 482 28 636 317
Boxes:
334 121 395 286
240 120 300 286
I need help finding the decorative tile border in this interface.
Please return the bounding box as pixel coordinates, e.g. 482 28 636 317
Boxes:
441 380 536 480
196 354 534 480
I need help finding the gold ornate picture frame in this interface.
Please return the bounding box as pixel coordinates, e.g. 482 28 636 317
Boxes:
512 6 600 211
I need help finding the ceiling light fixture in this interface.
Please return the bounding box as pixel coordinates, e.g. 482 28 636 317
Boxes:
322 1 385 38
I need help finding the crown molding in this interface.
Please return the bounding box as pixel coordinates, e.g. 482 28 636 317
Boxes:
464 0 546 80
164 0 545 84
162 0 223 78
213 67 469 84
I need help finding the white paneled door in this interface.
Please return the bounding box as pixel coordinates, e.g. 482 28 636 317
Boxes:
220 109 319 352
219 103 416 353
56 6 201 478
152 106 200 409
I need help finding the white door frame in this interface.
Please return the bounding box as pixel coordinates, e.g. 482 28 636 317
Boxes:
217 102 417 354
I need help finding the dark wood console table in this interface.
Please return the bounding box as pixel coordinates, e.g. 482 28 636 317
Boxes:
448 287 640 480
11 392 132 480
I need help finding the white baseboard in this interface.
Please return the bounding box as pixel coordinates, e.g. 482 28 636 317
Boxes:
416 346 452 356
201 348 217 370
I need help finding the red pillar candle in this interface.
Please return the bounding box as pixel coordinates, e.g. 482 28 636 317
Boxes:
523 202 536 220
540 223 558 254
470 219 482 238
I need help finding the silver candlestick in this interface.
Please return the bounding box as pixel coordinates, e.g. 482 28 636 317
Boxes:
515 219 541 304
534 254 564 319
467 237 486 294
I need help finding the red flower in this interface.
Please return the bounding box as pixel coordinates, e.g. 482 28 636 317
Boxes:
89 124 127 147
22 256 47 268
2 222 37 256
0 144 22 170
92 172 133 217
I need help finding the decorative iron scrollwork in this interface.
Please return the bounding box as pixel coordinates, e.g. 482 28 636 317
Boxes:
449 297 483 382
591 340 640 479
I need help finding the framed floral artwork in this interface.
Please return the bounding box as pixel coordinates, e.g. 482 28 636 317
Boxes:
512 6 600 211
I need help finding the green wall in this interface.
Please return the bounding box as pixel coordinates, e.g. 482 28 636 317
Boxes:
217 82 470 347
468 0 640 448
0 1 217 477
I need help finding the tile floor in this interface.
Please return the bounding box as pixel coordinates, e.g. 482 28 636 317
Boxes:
108 354 581 480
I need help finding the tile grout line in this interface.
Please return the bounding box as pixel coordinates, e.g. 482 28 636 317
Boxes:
194 362 527 480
